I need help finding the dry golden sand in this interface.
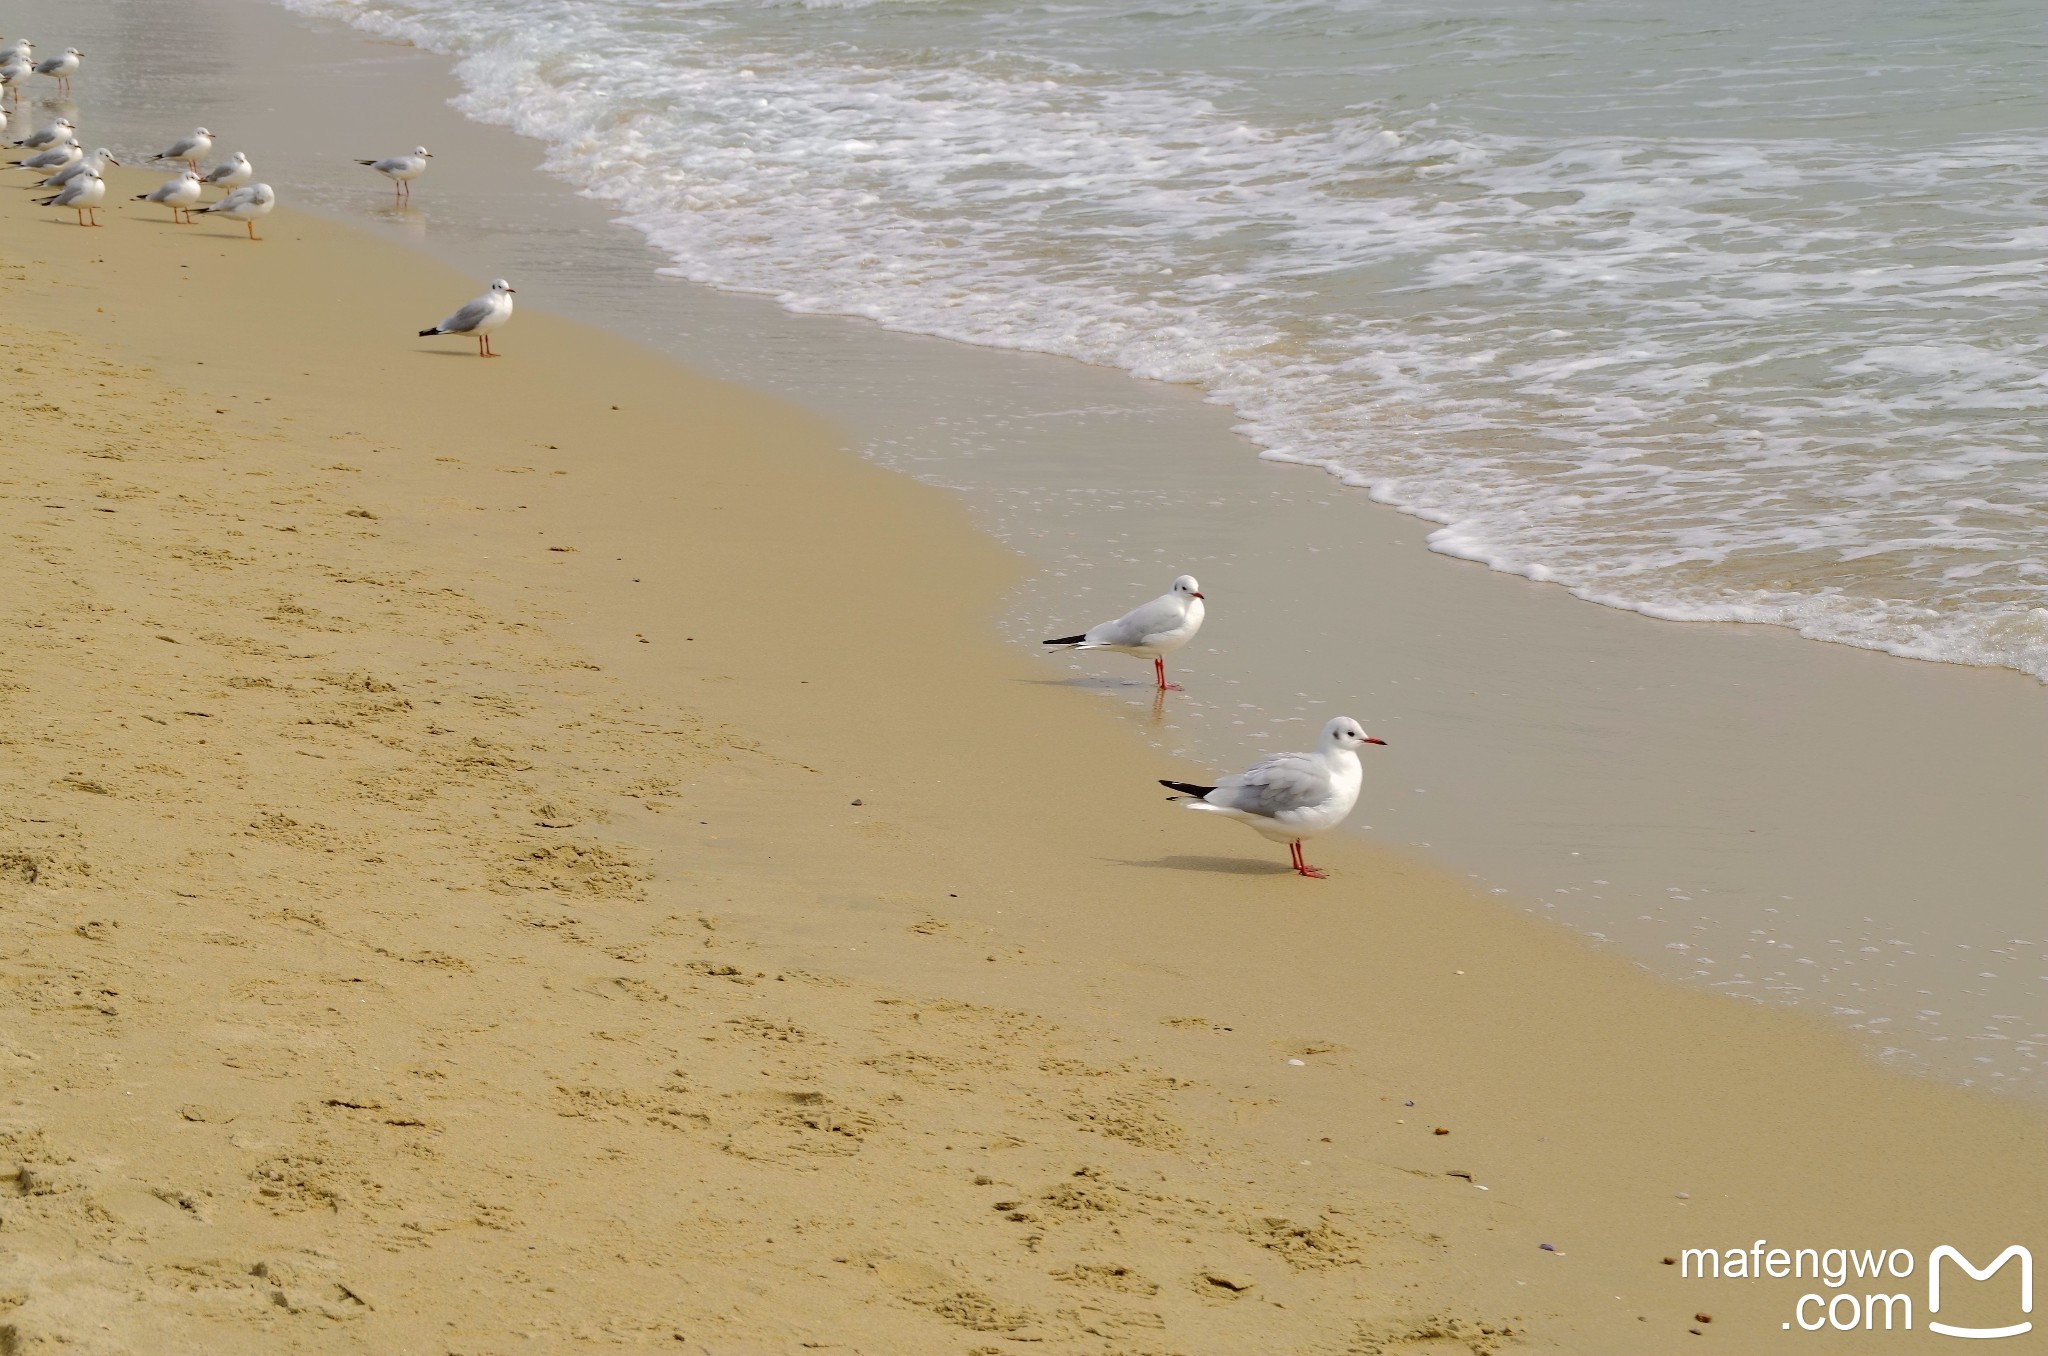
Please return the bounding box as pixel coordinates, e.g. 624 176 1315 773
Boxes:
1 175 2043 1354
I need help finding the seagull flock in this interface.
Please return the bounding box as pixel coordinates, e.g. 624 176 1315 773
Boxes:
1045 576 1387 878
2 33 501 354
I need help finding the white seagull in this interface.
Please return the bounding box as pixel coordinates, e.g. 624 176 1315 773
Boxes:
0 39 32 65
153 127 213 169
38 168 105 227
419 278 515 357
1043 574 1207 691
1160 716 1386 878
194 181 275 240
137 169 204 224
33 47 80 94
0 60 30 102
201 151 252 192
17 138 79 172
41 145 114 189
15 116 73 151
357 145 432 199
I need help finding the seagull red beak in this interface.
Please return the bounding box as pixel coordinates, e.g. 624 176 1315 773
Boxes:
1192 591 1204 600
1365 736 1387 746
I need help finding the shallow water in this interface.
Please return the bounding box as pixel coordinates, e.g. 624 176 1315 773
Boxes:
276 0 2048 679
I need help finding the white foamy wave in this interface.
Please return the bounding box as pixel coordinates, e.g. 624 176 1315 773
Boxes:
280 0 2048 680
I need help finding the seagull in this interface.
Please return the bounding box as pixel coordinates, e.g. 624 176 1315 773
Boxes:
33 47 80 94
201 151 252 192
0 60 30 103
1043 575 1207 691
153 127 213 169
0 38 33 65
137 169 203 224
419 278 515 357
194 181 275 240
1160 716 1386 878
356 145 432 199
17 137 79 172
15 116 73 150
40 145 113 188
38 167 104 226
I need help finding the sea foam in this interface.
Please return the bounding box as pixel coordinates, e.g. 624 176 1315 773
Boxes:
282 0 2048 680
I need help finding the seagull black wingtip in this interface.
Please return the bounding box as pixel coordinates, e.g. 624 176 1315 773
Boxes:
1042 634 1088 646
1159 780 1216 798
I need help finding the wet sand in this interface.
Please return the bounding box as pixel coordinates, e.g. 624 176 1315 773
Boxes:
2 153 2045 1355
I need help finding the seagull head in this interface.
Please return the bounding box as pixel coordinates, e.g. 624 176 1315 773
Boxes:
194 126 212 137
1171 574 1204 601
1323 717 1386 751
489 278 515 294
414 145 432 158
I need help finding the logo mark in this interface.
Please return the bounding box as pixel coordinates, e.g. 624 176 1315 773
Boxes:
1929 1245 2032 1340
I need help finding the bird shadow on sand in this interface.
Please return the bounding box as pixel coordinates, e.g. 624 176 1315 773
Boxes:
413 349 502 360
1108 854 1294 877
1013 675 1153 691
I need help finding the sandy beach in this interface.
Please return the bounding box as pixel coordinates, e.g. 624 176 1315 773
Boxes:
3 151 2046 1356
43 0 2042 1101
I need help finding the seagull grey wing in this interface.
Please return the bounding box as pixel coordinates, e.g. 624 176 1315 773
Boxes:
1212 751 1331 818
438 297 494 334
1092 592 1180 646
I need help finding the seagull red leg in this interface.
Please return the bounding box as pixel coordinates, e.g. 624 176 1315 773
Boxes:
1293 842 1327 879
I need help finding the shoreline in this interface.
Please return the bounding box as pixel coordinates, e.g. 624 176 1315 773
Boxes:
12 0 2041 1097
226 0 2048 1099
2 157 2045 1353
